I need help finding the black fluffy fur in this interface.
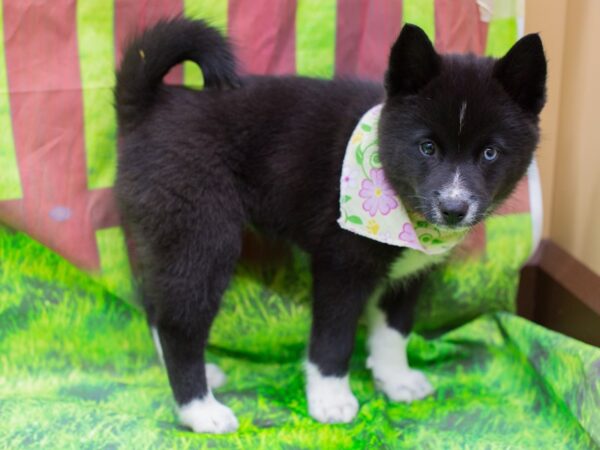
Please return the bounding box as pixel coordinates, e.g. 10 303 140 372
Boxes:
115 19 546 410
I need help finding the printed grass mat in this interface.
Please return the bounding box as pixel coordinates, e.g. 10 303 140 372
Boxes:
1 218 598 449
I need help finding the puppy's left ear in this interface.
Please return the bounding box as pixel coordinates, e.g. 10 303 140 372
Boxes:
493 34 547 115
385 24 441 97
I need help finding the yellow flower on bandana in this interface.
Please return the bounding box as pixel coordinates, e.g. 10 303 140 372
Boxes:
366 219 380 235
351 131 363 145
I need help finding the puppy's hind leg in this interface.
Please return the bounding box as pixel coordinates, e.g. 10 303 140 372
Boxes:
151 327 227 390
144 203 243 434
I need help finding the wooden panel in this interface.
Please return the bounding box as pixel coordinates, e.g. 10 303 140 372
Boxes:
517 240 600 347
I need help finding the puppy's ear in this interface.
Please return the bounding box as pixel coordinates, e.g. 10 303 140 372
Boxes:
385 24 441 97
493 33 547 115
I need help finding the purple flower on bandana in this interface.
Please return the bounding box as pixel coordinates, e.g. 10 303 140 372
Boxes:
398 222 418 244
359 169 398 217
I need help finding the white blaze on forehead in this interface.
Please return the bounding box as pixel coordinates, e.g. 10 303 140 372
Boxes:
459 101 467 135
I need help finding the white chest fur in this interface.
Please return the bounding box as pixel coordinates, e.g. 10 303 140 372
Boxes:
388 249 447 282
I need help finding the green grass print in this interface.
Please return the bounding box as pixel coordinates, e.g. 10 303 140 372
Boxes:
416 213 533 333
1 216 599 449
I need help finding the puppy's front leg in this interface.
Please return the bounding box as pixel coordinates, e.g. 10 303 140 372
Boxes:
367 278 434 402
306 259 377 424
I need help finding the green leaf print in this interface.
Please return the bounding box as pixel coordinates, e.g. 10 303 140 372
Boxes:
361 123 372 132
341 195 351 204
347 215 363 225
419 233 433 244
356 144 364 166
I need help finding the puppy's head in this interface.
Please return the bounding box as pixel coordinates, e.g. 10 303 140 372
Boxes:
378 25 547 228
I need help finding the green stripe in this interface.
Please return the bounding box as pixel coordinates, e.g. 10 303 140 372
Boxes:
486 18 518 57
296 0 336 78
96 227 134 302
77 1 116 189
183 0 229 88
0 0 22 200
403 0 435 42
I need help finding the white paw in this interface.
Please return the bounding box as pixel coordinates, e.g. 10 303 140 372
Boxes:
178 393 239 433
305 362 359 424
206 363 227 389
374 368 434 403
308 389 359 423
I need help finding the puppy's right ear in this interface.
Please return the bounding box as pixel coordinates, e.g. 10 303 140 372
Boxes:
385 24 441 97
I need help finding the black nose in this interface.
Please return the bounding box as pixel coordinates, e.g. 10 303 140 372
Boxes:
440 199 469 226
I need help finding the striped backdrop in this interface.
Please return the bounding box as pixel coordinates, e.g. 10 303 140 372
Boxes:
0 0 525 302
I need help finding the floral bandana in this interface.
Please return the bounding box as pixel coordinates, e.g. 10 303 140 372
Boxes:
338 104 468 255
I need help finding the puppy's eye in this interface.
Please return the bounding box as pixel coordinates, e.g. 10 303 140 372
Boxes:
482 147 498 162
419 141 436 157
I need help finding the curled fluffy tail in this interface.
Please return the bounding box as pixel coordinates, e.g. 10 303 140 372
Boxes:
116 18 239 129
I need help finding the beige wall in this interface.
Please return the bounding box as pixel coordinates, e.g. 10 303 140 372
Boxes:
526 0 600 275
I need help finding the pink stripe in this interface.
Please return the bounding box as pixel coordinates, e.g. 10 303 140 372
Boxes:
496 177 530 215
115 0 184 84
434 0 488 55
335 0 402 80
88 188 119 230
456 223 486 256
2 0 99 269
228 0 296 75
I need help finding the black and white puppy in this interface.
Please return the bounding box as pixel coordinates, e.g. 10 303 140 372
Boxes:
115 18 546 433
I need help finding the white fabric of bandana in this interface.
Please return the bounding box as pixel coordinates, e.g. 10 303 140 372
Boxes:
337 104 467 255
